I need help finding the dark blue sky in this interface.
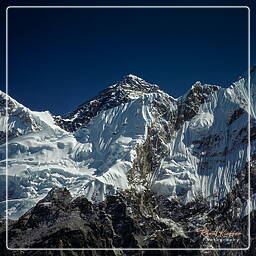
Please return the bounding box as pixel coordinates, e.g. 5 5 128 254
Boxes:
1 1 255 115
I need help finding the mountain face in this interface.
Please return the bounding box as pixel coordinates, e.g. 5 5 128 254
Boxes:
54 74 164 132
0 71 255 251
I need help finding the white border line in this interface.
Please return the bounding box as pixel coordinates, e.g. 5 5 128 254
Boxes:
5 3 9 252
4 6 251 8
247 3 251 251
5 5 251 251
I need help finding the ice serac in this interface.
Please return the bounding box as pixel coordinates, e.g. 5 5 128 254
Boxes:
0 71 254 219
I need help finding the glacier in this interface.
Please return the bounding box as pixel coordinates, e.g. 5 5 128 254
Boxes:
0 72 255 219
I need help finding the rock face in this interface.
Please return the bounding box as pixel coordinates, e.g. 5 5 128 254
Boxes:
3 187 187 250
0 71 255 251
175 81 220 129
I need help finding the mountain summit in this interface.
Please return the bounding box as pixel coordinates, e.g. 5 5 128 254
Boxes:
114 74 160 92
55 75 165 132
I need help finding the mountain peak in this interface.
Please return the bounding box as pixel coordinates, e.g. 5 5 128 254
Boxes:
119 73 146 84
192 81 202 88
57 74 163 132
124 74 143 80
116 74 160 91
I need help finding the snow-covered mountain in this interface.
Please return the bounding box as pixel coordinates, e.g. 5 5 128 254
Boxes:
0 71 255 219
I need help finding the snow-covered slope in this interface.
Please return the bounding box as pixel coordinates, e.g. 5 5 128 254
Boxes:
0 72 254 219
0 91 42 143
153 83 252 203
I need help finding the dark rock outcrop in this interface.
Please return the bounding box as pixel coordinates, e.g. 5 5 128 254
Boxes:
175 82 219 129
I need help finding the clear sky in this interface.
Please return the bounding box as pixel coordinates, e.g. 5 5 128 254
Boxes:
1 0 255 116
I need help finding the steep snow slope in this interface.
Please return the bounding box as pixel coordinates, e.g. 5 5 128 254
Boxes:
0 72 254 219
152 82 252 204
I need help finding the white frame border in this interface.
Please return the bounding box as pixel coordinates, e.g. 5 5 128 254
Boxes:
5 5 251 251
